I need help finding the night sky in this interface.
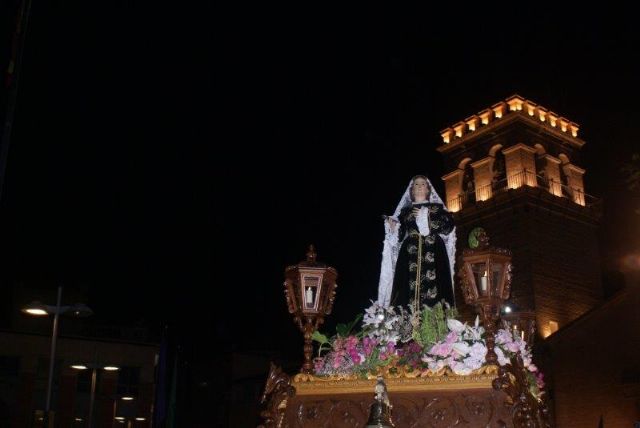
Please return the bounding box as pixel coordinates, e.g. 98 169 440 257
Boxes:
1 0 639 403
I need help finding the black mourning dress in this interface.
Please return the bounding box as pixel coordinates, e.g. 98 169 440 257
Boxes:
391 202 455 309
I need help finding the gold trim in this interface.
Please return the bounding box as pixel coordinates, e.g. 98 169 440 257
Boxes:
415 235 422 311
293 365 498 395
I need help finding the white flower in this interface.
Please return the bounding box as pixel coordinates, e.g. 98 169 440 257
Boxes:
469 342 487 362
495 346 510 366
452 342 471 357
447 318 466 334
463 356 484 371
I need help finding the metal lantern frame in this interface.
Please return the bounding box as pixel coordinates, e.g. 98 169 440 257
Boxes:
459 244 513 365
284 246 337 373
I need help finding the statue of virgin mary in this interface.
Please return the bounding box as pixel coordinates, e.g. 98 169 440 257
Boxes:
378 175 457 311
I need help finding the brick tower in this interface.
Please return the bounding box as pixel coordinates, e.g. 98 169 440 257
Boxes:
437 95 603 339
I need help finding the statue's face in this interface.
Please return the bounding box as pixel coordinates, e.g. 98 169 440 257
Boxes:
412 177 430 201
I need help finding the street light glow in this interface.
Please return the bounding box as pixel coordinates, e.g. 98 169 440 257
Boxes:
115 417 125 420
103 365 120 371
23 308 48 316
136 417 146 421
71 365 88 370
121 396 134 401
504 306 512 313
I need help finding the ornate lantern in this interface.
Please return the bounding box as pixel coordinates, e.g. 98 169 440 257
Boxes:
502 307 537 345
459 228 512 364
284 245 338 373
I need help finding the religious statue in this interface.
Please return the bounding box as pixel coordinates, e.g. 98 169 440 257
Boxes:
366 376 394 428
378 175 456 311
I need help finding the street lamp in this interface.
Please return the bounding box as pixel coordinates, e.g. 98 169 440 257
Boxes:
21 286 92 426
283 245 338 373
71 362 119 428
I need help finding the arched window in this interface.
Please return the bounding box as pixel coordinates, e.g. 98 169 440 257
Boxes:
534 144 547 186
458 158 474 204
489 144 505 189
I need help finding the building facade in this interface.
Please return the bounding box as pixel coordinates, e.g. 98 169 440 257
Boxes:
0 330 158 428
437 95 603 338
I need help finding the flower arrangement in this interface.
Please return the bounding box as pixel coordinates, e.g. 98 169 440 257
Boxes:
312 301 545 400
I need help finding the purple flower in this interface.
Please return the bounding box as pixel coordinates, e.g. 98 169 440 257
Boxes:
363 337 377 356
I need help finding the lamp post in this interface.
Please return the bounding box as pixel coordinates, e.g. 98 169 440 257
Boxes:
284 245 338 373
71 362 120 428
21 286 92 426
459 231 512 365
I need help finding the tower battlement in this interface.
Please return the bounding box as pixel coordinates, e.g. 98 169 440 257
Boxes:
436 95 597 213
438 94 582 150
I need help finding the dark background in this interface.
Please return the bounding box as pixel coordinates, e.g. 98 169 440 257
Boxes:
1 2 638 421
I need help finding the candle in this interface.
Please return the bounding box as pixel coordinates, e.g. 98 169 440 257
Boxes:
480 272 488 293
305 287 313 305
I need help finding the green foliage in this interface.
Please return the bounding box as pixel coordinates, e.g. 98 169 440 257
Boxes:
313 313 363 357
311 330 330 357
336 313 363 338
311 330 329 345
413 301 458 347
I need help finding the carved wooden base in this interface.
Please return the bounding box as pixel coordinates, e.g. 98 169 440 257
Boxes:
287 391 513 427
258 359 551 428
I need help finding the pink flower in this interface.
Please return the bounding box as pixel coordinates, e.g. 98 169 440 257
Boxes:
314 358 325 372
363 337 377 356
495 329 513 345
380 342 396 360
345 335 359 350
505 341 520 353
429 342 454 357
445 331 459 344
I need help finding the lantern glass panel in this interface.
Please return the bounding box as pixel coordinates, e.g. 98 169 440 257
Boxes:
491 262 503 295
471 262 489 296
302 275 321 311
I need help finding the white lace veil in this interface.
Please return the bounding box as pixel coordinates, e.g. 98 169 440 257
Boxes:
377 176 457 307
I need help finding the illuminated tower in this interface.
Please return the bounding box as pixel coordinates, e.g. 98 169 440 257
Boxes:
437 95 602 339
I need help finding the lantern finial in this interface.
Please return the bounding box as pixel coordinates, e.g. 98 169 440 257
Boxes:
306 244 317 263
477 229 490 249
